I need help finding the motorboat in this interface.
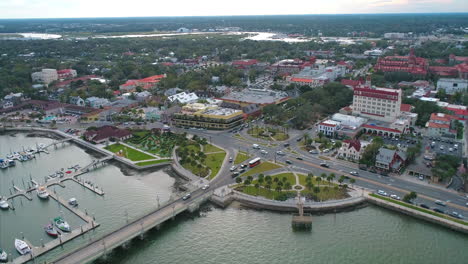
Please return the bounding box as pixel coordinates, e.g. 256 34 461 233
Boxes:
14 239 31 255
0 199 9 210
37 187 49 199
6 154 14 159
68 198 78 207
44 223 59 237
0 162 6 169
12 153 21 160
7 160 15 167
0 248 7 262
54 217 71 232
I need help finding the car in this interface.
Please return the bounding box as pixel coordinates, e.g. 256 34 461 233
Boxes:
320 162 329 168
240 164 247 169
296 157 303 160
283 143 290 147
418 175 424 181
252 144 260 149
239 168 246 173
182 193 192 200
420 204 430 209
229 156 233 162
449 148 453 152
296 137 303 142
276 151 286 156
285 160 293 165
434 200 447 206
230 166 237 172
201 184 210 190
449 211 464 219
322 149 330 153
377 190 388 196
390 194 400 200
260 150 268 155
454 144 458 149
350 171 359 176
379 171 389 176
440 145 444 150
433 208 445 214
231 172 240 178
309 149 319 154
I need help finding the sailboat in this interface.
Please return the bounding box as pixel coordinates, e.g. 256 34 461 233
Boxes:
54 217 71 232
14 239 31 255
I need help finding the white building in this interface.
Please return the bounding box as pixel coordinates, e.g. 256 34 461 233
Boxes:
352 79 402 123
317 120 341 136
31 69 58 85
168 92 199 104
338 139 370 162
331 113 367 129
437 78 468 95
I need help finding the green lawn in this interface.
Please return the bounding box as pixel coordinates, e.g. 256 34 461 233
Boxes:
236 185 296 201
234 151 251 165
370 193 468 226
136 159 172 166
248 126 289 141
105 144 154 161
241 161 282 177
301 187 348 201
298 173 336 186
205 152 226 179
251 172 296 190
203 144 223 153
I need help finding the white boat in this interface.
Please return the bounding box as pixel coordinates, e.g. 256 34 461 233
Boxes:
14 239 31 255
0 248 7 262
0 162 7 169
54 217 71 232
0 199 9 210
68 198 78 207
6 154 13 159
37 187 49 199
7 160 15 167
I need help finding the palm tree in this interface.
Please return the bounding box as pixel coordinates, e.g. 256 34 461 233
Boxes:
306 182 313 191
276 185 282 193
247 175 254 182
254 183 260 195
317 176 322 186
258 174 265 181
265 183 271 192
350 178 356 186
282 177 287 183
326 176 332 186
258 178 264 185
329 173 336 181
235 177 242 184
285 182 292 190
273 177 279 183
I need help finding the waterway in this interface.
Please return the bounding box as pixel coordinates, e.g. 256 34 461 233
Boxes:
1 133 468 263
0 132 176 262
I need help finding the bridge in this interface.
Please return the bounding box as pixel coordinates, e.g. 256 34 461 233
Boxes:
80 156 113 172
43 137 73 149
52 189 212 264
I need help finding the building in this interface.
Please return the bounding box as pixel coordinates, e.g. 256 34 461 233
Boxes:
85 97 110 108
31 69 58 85
172 103 243 130
337 139 370 162
69 96 85 106
426 113 460 138
270 59 314 75
168 92 199 104
219 88 289 107
374 49 428 76
383 32 409 39
119 74 165 92
317 120 341 137
304 50 334 58
375 147 406 172
57 69 77 79
352 78 402 122
287 64 346 87
83 126 132 144
437 78 468 95
1 101 13 109
232 59 258 69
143 107 162 121
331 113 367 129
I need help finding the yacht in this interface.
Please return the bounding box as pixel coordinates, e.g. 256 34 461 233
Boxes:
44 223 59 237
7 160 15 167
14 239 31 255
37 187 49 199
0 199 9 210
6 154 14 159
0 248 7 262
54 217 71 232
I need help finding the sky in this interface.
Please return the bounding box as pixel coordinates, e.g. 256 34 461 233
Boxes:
0 0 466 19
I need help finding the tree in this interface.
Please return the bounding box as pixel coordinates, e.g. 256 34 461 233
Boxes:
284 182 292 190
235 177 242 184
247 175 254 182
350 179 356 185
254 183 260 194
273 177 279 183
403 191 417 203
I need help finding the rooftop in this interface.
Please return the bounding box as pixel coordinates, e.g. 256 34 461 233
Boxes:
220 88 289 105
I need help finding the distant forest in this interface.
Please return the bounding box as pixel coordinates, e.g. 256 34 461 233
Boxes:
0 14 467 36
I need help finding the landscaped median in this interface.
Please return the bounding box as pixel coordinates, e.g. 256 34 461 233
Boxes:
234 151 251 165
369 193 468 227
135 159 172 167
240 161 282 177
105 143 155 161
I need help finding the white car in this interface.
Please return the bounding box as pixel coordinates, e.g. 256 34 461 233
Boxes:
260 150 268 155
377 190 388 196
350 171 359 176
390 194 401 200
201 184 210 190
230 166 237 172
435 200 446 206
252 144 260 149
276 151 285 156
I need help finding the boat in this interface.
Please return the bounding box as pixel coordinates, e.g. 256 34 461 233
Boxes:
68 198 78 207
44 223 59 237
0 199 9 210
7 160 15 167
54 217 71 232
6 154 14 159
37 187 49 199
0 162 7 169
14 239 31 255
0 248 7 262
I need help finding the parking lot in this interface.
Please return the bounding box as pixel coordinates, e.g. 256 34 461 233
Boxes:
382 136 463 158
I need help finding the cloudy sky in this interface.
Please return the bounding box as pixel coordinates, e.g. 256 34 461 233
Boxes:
0 0 466 19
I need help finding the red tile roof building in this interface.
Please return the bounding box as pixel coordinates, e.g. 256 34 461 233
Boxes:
270 58 314 75
83 126 132 144
374 49 428 76
426 113 460 138
232 59 258 69
119 74 166 92
338 139 369 162
57 69 77 79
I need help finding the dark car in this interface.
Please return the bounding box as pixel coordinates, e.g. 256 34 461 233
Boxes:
380 171 389 176
285 160 293 165
320 162 329 168
239 169 246 174
433 208 445 214
283 143 290 147
231 172 240 178
420 204 430 209
296 157 303 160
296 137 303 142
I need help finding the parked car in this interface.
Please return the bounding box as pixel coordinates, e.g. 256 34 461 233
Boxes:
296 157 303 160
350 171 359 176
240 164 247 169
229 156 233 162
231 172 240 178
377 190 388 196
433 208 445 214
296 137 303 142
260 150 268 155
449 211 464 219
252 144 260 149
230 166 237 172
276 151 286 156
420 204 430 209
323 149 330 153
201 184 210 190
283 143 290 147
434 200 446 206
390 194 400 200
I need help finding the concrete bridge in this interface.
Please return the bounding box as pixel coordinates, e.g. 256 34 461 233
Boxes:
52 189 212 264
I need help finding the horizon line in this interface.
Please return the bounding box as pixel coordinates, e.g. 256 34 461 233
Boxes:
1 12 468 20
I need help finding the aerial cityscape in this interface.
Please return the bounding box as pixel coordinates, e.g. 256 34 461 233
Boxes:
0 1 468 264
